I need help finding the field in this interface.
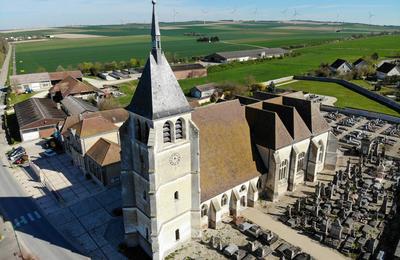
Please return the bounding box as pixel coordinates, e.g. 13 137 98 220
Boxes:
7 21 400 74
279 80 399 116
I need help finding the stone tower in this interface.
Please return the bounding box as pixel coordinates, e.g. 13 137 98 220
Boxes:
120 1 201 259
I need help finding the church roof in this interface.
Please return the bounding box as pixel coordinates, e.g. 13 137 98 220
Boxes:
192 100 263 202
127 0 191 120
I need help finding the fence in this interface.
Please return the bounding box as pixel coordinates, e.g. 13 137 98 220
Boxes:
294 76 400 113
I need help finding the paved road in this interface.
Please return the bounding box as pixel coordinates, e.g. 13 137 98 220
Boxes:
0 92 88 260
0 44 12 86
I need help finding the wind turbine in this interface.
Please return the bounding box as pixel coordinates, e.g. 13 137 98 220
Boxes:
201 9 208 25
173 9 179 23
293 9 300 18
253 8 258 22
368 12 375 25
281 8 288 21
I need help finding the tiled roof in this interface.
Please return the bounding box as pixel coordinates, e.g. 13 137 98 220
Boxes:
86 138 121 166
14 98 66 130
50 76 99 97
171 63 205 71
61 108 129 135
48 71 83 81
193 83 217 92
330 59 349 69
69 116 118 138
192 100 263 202
210 48 289 60
61 96 98 116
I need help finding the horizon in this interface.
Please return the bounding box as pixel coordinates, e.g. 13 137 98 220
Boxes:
0 0 399 31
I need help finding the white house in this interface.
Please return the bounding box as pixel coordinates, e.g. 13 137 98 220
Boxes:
329 59 352 74
376 62 400 80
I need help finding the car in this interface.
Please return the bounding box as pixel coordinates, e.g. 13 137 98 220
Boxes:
43 149 57 157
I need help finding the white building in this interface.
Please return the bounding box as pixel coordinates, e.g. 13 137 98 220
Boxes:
120 2 338 259
376 62 400 80
329 59 352 74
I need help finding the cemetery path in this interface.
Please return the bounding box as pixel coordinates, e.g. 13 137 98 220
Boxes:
242 207 348 260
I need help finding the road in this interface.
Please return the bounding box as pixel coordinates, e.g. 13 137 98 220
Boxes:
0 44 12 86
0 91 88 260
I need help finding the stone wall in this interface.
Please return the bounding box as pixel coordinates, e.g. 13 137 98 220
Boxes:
294 76 400 113
321 105 400 124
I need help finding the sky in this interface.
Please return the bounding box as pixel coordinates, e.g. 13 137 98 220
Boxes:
0 0 399 30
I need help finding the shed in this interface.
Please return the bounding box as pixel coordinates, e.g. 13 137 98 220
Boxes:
190 83 217 99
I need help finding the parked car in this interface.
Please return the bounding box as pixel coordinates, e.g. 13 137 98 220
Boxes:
43 149 57 157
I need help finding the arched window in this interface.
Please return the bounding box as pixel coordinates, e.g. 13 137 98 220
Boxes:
143 123 149 143
318 143 324 163
163 121 172 143
135 119 142 141
175 118 184 140
145 227 149 240
279 160 288 180
174 191 179 200
240 196 246 207
201 204 208 217
240 185 246 192
297 152 305 172
221 194 228 206
257 179 262 190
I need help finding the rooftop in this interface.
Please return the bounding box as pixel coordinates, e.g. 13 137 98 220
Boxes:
60 96 98 116
10 71 83 86
86 138 121 166
14 98 66 130
209 48 289 60
50 76 99 97
69 116 118 138
377 62 398 73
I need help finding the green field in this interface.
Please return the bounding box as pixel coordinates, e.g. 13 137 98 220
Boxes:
8 21 400 74
279 80 399 116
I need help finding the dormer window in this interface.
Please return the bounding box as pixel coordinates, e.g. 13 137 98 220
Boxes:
175 119 184 140
163 121 172 143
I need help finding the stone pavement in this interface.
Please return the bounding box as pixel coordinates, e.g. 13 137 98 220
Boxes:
0 216 21 260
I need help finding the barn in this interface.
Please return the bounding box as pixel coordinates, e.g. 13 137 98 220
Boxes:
14 98 67 141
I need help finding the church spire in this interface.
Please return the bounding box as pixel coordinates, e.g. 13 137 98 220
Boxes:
151 0 162 62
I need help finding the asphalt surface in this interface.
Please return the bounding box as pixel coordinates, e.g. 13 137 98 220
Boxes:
0 45 12 86
0 91 88 259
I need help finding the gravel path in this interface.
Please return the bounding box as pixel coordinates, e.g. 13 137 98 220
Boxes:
0 44 12 86
242 207 347 260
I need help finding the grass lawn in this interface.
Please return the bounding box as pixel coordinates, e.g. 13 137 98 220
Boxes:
280 80 400 116
7 92 36 106
116 80 137 107
351 79 396 96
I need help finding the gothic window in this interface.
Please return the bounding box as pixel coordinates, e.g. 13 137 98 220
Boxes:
174 191 179 200
221 194 228 206
318 143 324 163
297 152 305 172
240 196 246 207
201 204 208 217
163 121 172 143
175 118 184 140
145 227 149 240
257 179 262 190
279 160 288 180
143 123 149 143
175 229 180 241
240 185 246 192
143 190 147 201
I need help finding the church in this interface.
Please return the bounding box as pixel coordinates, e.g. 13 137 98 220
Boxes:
120 1 338 259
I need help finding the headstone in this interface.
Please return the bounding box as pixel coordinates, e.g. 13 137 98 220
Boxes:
321 183 326 197
330 219 343 241
344 188 350 201
296 199 301 212
380 196 388 215
315 182 321 198
323 219 330 236
314 205 321 217
287 205 292 218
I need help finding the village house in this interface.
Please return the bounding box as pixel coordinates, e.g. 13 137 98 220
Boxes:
14 98 66 141
10 70 83 93
49 76 101 102
352 58 368 70
329 59 352 74
84 138 121 186
204 48 289 63
376 62 400 79
61 108 128 176
119 2 337 259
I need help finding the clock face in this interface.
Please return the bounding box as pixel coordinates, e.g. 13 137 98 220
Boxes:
169 153 181 166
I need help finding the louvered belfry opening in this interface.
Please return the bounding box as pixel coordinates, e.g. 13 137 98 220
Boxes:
135 119 142 141
163 121 172 143
175 119 183 140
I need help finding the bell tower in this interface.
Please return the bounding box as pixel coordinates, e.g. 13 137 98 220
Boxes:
120 1 201 259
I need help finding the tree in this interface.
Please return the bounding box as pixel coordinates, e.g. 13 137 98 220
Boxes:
128 58 140 68
268 82 276 93
36 66 47 73
56 65 65 72
78 62 93 74
371 52 379 60
90 62 103 76
98 97 120 110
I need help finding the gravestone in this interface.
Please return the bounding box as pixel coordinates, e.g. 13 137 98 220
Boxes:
330 219 343 241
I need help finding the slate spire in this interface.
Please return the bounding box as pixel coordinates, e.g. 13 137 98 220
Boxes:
127 1 192 120
151 0 162 63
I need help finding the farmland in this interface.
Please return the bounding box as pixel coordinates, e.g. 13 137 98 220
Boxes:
7 21 400 74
